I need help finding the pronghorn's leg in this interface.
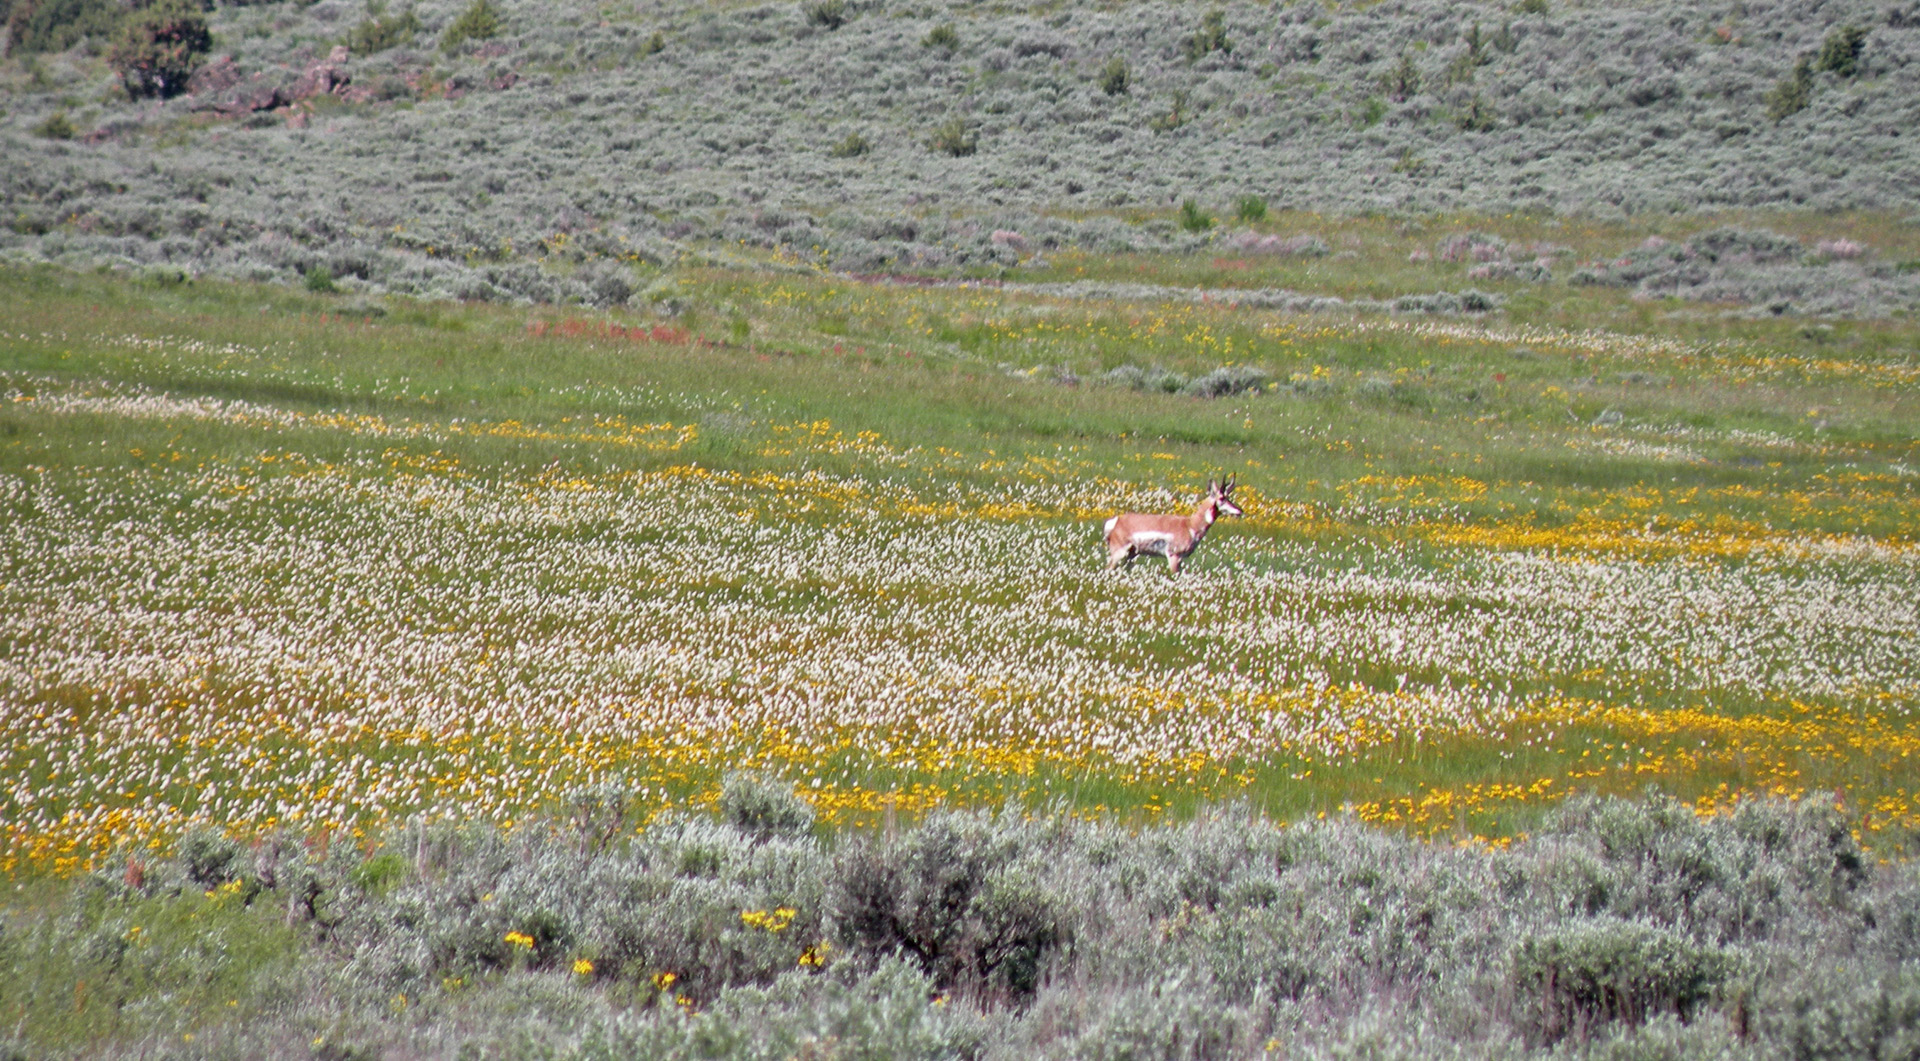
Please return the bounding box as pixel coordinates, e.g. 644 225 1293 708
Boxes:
1166 552 1182 574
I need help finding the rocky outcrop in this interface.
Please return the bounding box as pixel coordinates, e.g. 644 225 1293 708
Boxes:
190 46 351 115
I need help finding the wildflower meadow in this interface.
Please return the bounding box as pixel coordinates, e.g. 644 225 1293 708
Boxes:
1 212 1917 1053
2 0 1919 1051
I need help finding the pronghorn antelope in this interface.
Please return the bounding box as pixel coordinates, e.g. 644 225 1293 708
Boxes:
1103 475 1242 574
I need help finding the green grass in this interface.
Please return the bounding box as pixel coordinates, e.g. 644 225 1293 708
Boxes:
1 236 1917 880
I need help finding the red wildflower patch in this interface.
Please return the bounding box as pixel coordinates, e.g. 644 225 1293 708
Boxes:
525 319 706 346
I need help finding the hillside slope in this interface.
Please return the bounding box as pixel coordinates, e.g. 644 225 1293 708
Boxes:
3 0 1918 303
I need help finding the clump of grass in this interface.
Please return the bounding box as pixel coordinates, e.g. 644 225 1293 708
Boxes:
1178 199 1214 233
804 0 847 31
922 22 958 52
1098 54 1129 96
1236 195 1267 223
32 110 74 139
829 131 871 158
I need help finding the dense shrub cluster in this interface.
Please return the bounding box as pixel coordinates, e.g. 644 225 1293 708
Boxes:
2 0 1918 309
1566 226 1915 315
5 789 1914 1059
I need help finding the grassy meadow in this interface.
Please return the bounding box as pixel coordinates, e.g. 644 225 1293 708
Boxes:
3 211 1916 879
3 205 1920 1055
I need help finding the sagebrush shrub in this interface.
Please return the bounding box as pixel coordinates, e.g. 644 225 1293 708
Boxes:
1511 919 1738 1044
833 812 1069 1000
1181 365 1268 397
718 773 815 843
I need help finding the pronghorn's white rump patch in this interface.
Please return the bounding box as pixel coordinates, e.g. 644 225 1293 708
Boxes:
1103 516 1118 535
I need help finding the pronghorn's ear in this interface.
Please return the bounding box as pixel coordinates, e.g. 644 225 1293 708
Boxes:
1207 478 1217 492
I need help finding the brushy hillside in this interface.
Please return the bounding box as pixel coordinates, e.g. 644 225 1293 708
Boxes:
4 0 1920 307
3 787 1916 1060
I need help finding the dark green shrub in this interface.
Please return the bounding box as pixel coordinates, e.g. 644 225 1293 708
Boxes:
1512 919 1737 1045
1464 21 1490 65
833 814 1067 1000
1766 56 1813 121
718 773 815 843
1147 90 1189 132
1183 8 1229 61
32 110 74 139
1456 93 1495 131
304 266 337 293
346 7 420 56
1516 0 1549 13
1098 54 1129 96
177 828 241 888
922 22 957 52
1383 52 1421 101
440 0 500 52
1235 195 1267 222
927 117 975 157
1358 95 1387 126
804 0 846 31
1178 199 1214 233
1815 24 1868 77
105 0 209 100
640 30 665 55
2 0 121 55
828 130 871 158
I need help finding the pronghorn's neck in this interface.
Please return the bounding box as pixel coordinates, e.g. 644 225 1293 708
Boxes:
1188 496 1219 542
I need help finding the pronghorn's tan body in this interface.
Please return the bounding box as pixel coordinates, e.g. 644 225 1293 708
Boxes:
1103 476 1242 574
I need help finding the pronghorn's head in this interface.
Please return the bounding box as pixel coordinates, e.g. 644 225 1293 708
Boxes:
1209 474 1244 517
